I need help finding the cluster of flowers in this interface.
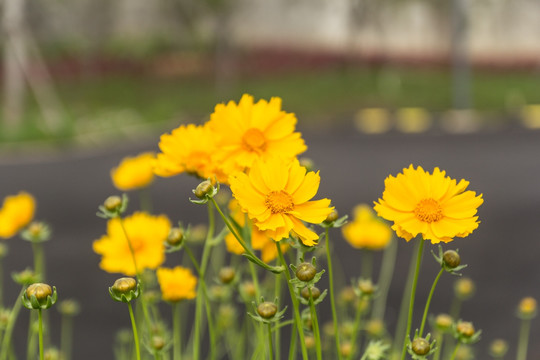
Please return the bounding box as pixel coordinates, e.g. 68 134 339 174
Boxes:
0 94 537 360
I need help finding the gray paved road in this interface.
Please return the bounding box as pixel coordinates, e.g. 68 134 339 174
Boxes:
1 124 539 358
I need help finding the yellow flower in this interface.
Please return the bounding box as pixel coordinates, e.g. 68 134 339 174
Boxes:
156 266 197 302
0 192 36 239
229 157 333 246
93 212 171 275
111 152 156 191
342 204 392 250
208 94 307 175
224 199 287 262
374 165 483 244
154 123 226 182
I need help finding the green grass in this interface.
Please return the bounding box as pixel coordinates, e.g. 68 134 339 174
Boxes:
2 65 540 143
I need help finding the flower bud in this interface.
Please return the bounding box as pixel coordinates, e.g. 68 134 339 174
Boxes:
443 250 461 269
435 313 453 331
299 157 314 172
295 262 316 282
57 299 80 317
365 319 385 337
517 296 537 319
257 301 278 319
209 285 229 302
166 228 184 246
301 286 321 300
454 278 475 300
44 348 60 360
194 180 213 199
22 283 57 310
104 196 123 212
324 210 339 224
340 342 353 357
411 338 430 355
0 309 10 328
218 304 236 326
340 321 355 337
240 281 256 299
339 286 356 305
489 339 508 358
358 279 375 296
304 335 316 349
151 335 166 351
219 267 236 284
26 283 52 301
12 268 40 286
456 321 475 338
109 277 140 303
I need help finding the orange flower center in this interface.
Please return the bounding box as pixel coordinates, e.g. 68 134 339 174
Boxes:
242 128 267 152
414 198 443 223
265 191 294 214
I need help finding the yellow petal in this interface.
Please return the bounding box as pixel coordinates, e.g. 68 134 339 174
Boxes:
291 199 333 224
291 170 320 204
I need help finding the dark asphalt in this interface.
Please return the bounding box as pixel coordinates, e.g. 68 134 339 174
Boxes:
1 123 539 358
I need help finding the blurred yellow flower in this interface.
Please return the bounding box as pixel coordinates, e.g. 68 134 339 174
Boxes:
374 165 483 244
342 204 392 250
229 157 333 246
156 266 197 302
93 212 171 276
154 123 226 182
111 152 156 191
208 94 307 175
0 192 36 239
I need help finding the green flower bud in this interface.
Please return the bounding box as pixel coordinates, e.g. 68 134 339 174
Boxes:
489 339 508 358
517 296 537 319
57 299 80 317
299 157 314 172
22 222 51 243
365 319 385 337
0 309 10 329
218 304 236 327
435 313 453 331
304 335 316 349
257 301 278 319
109 277 140 303
339 286 356 305
239 281 256 299
358 279 375 296
301 286 321 300
340 342 353 357
194 180 213 199
454 278 475 300
443 250 461 269
456 321 475 338
166 228 184 246
12 268 40 286
295 262 316 282
22 283 57 310
44 348 60 360
324 210 339 224
104 196 123 212
411 338 430 355
151 335 166 351
219 267 236 284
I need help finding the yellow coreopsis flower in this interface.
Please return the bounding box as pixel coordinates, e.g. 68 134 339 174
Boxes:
342 204 392 250
156 266 197 302
374 165 483 244
93 212 171 276
229 157 333 246
154 123 226 182
0 192 36 239
208 94 307 175
111 152 156 191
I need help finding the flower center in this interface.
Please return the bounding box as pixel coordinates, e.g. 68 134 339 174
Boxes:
265 190 294 214
242 128 267 152
414 198 443 223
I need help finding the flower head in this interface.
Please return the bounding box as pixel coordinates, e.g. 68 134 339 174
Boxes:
229 157 333 246
154 123 226 182
111 152 155 191
342 204 392 250
0 192 36 239
156 266 197 302
93 212 171 276
208 94 307 175
374 165 483 244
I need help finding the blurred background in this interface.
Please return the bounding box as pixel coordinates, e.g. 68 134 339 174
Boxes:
1 0 540 359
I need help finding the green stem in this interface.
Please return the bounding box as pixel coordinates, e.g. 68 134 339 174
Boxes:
38 309 44 360
449 342 460 360
325 228 343 360
432 332 443 360
449 297 462 323
249 262 262 300
128 302 141 360
276 242 309 360
361 250 373 279
516 318 531 360
173 302 182 360
0 288 25 360
0 257 4 308
211 198 284 274
32 241 45 280
372 237 397 321
138 186 153 213
60 315 74 360
419 268 444 336
267 324 274 360
274 273 282 359
309 288 323 360
348 300 365 360
288 322 298 360
400 238 425 360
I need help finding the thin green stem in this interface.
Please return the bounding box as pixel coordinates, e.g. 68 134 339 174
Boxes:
138 186 153 213
276 242 309 360
0 257 4 308
0 288 25 360
288 322 298 360
274 273 282 359
308 288 323 360
372 238 397 321
267 324 275 360
400 238 425 360
32 241 45 280
38 309 44 360
248 262 262 300
128 302 141 360
516 318 531 360
60 315 74 360
432 332 444 360
419 268 444 336
325 228 343 360
361 250 373 280
173 302 182 360
183 245 201 275
449 342 460 360
347 300 365 360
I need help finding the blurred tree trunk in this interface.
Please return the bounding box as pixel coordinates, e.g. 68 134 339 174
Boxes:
3 0 28 134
